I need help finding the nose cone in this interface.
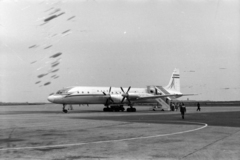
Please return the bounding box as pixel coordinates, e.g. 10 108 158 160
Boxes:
47 95 55 103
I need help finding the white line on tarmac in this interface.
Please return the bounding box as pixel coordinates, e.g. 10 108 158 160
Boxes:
0 121 207 151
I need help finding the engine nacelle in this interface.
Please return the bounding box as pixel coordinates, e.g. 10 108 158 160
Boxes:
128 93 139 99
111 95 124 103
147 85 156 94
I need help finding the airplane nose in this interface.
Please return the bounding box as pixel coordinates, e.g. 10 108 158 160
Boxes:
47 96 55 102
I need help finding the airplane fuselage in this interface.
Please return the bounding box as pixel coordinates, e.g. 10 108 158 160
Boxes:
47 69 187 112
48 86 162 105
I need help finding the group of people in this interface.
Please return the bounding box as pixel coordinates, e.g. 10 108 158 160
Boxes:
170 102 180 111
169 102 186 119
169 102 201 119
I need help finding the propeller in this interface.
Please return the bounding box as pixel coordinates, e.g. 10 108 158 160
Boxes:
120 86 131 105
103 87 114 106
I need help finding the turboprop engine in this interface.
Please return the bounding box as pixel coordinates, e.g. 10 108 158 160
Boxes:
111 95 124 103
103 86 137 105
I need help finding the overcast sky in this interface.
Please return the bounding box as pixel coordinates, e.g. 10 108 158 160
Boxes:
0 0 239 102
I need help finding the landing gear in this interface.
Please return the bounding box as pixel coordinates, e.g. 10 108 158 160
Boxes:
126 108 136 112
114 105 125 112
103 105 136 112
103 107 111 112
119 105 125 112
126 106 136 112
62 104 68 113
103 105 125 112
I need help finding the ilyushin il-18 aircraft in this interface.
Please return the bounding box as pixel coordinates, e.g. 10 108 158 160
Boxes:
48 69 193 113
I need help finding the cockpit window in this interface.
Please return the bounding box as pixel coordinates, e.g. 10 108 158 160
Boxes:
56 87 73 95
56 90 63 94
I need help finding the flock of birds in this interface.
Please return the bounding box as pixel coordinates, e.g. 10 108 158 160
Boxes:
29 5 75 87
25 2 238 93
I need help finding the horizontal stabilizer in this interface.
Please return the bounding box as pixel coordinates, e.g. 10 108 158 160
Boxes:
181 93 198 96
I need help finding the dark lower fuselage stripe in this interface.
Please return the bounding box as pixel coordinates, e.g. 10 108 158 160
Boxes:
64 94 105 98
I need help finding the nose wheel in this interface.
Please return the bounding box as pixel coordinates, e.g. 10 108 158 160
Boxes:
63 104 68 113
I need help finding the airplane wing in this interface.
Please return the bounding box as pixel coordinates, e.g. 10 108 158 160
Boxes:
135 94 196 100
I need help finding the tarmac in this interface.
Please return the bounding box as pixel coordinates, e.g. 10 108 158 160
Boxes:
0 104 240 160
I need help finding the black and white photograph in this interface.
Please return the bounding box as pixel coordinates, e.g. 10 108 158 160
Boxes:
0 0 239 159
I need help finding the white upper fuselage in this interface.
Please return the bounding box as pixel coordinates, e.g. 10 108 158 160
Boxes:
48 86 181 105
47 69 184 108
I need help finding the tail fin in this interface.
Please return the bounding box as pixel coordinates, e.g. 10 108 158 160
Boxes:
164 68 180 93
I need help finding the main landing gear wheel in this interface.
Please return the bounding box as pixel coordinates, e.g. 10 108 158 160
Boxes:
62 104 68 113
103 107 112 112
127 108 136 112
120 105 125 112
103 105 125 112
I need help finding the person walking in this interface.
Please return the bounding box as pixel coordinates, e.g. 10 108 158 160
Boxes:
172 103 175 111
180 103 186 119
197 102 201 111
170 102 174 111
175 102 179 111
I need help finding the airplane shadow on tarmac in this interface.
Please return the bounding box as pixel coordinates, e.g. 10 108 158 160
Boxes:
69 111 240 128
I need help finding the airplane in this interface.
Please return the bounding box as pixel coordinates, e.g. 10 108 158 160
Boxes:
47 68 194 113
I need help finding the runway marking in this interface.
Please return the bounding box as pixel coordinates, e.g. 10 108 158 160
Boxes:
180 129 240 159
0 121 207 151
